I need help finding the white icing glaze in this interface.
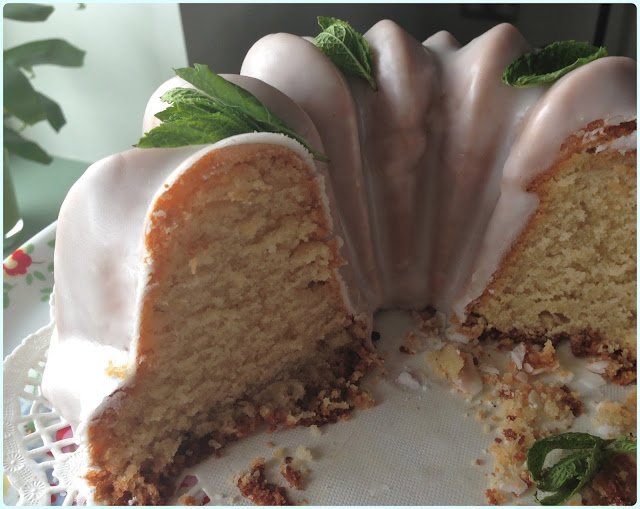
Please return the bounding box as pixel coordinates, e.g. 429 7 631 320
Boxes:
596 131 636 154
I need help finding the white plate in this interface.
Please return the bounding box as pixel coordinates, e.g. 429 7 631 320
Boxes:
2 224 633 506
3 222 56 359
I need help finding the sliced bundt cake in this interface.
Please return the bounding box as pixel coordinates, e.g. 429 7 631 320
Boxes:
39 18 636 506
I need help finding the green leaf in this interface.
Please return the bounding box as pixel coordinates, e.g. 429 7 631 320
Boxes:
3 126 52 164
4 39 86 69
3 283 14 290
40 287 52 294
605 433 637 453
33 270 45 281
173 65 291 133
313 16 377 91
3 62 47 125
161 87 226 113
3 293 9 309
3 4 53 22
502 41 607 88
36 92 66 131
536 444 604 505
47 239 55 248
47 262 54 272
41 295 49 302
536 450 590 492
26 273 33 285
138 111 250 148
527 432 604 483
137 64 328 162
527 432 637 505
24 244 34 254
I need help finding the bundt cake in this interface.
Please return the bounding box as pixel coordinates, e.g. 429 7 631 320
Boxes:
40 19 636 505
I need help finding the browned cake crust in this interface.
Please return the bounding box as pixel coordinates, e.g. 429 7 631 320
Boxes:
83 144 379 505
463 120 637 385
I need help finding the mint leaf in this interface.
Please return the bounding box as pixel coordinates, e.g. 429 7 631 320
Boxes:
606 433 637 454
536 450 590 492
536 444 604 505
528 432 604 483
174 65 279 125
137 111 250 148
313 16 377 91
527 432 636 505
137 64 328 162
502 41 607 88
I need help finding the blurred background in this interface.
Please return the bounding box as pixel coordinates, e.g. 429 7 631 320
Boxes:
3 3 636 163
2 3 637 252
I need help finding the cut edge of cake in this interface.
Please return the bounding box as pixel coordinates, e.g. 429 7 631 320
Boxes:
460 119 637 384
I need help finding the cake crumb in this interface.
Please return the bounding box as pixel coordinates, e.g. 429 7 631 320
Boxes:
105 360 128 379
426 343 482 395
404 331 424 351
294 446 313 462
485 488 508 505
265 441 276 448
178 495 197 506
309 424 321 436
237 457 290 506
426 343 464 380
399 345 416 355
273 448 286 459
592 387 636 436
280 457 305 490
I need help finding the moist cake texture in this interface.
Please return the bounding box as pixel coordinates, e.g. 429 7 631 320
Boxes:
462 120 637 384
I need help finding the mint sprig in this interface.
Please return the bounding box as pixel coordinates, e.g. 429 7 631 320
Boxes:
502 41 607 88
312 16 377 91
527 432 636 505
137 64 328 162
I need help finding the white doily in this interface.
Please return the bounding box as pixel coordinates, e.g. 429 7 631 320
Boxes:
3 311 634 506
3 322 84 506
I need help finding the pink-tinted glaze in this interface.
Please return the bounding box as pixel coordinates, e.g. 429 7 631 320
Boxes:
242 22 636 316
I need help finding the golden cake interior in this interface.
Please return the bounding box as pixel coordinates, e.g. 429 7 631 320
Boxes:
463 121 637 384
85 144 372 504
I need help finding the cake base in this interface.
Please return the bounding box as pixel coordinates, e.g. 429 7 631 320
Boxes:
86 342 379 505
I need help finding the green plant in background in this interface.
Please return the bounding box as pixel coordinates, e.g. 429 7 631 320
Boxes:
3 3 85 164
